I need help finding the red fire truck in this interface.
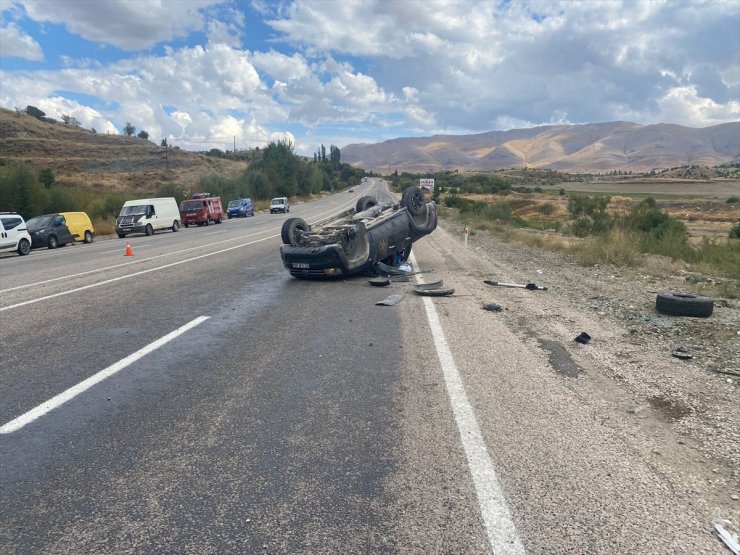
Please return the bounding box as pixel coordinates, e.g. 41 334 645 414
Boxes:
179 193 225 227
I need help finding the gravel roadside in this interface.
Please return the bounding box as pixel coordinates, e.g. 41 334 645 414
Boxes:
402 217 739 552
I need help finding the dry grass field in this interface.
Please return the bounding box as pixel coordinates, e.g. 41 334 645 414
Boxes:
465 182 739 243
0 108 247 194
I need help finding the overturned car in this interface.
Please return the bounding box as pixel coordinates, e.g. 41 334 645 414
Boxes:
280 187 437 279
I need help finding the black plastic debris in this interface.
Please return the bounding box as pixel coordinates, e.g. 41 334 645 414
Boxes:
415 280 444 290
574 332 591 344
369 277 390 287
482 303 503 312
672 346 693 360
484 280 548 291
376 293 405 306
415 287 454 297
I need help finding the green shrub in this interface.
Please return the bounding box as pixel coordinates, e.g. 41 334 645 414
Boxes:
575 228 642 267
730 222 740 239
727 196 739 204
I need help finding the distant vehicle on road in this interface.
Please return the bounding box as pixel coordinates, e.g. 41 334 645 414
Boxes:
227 198 254 218
26 213 76 249
116 197 181 238
270 197 289 214
280 187 437 278
180 193 224 227
0 212 31 256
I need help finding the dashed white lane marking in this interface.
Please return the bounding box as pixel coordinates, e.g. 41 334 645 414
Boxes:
0 316 210 434
410 253 524 554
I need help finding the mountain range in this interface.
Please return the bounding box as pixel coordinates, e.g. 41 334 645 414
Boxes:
341 121 740 174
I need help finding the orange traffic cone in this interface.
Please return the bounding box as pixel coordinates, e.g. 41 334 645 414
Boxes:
124 242 134 256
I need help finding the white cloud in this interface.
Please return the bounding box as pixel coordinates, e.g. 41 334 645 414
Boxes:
15 0 222 50
251 50 310 82
657 85 740 127
0 21 43 60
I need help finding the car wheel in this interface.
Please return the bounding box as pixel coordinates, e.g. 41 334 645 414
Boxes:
281 217 310 246
215 216 222 224
17 238 30 255
184 223 189 228
84 230 93 243
48 235 58 249
118 233 126 238
356 196 378 213
402 187 426 216
172 221 180 232
145 224 154 236
656 292 714 317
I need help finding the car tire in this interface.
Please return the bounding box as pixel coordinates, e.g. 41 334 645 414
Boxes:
215 216 222 224
145 224 154 236
48 235 58 249
355 196 378 212
84 230 93 243
172 221 180 232
184 223 189 228
118 233 126 238
402 187 426 216
17 238 30 256
656 292 714 317
281 217 310 246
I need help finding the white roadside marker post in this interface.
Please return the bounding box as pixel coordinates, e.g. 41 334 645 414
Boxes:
464 225 469 247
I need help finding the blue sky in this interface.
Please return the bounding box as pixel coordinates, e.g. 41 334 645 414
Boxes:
0 0 738 156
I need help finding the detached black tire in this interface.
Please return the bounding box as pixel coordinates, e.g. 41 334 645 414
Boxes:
402 187 425 216
656 292 714 317
281 217 310 246
355 196 377 213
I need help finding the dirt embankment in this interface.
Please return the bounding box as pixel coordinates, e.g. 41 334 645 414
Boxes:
0 108 247 192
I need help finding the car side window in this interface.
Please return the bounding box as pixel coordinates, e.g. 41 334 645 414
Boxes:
149 205 155 216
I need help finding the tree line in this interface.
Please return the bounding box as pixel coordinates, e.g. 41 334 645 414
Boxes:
0 141 367 222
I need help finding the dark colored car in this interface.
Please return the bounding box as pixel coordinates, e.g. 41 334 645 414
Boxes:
279 187 437 279
26 213 76 249
227 198 255 218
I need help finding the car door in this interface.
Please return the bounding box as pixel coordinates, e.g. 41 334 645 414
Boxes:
54 215 75 245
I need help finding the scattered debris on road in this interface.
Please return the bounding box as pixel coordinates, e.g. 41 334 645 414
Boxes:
376 293 405 306
415 287 455 297
574 332 592 344
484 279 548 291
415 280 444 290
672 346 693 360
369 277 390 287
712 517 739 555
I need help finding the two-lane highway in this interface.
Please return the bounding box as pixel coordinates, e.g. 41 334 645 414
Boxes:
1 181 492 553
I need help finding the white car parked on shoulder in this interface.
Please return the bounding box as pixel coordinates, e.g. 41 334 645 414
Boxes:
0 212 32 256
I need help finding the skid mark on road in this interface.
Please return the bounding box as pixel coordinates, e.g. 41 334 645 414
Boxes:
410 252 525 554
0 316 210 434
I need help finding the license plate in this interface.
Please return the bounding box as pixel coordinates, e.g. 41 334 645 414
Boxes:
292 263 310 269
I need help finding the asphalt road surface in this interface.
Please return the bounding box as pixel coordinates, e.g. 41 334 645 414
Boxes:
0 180 731 554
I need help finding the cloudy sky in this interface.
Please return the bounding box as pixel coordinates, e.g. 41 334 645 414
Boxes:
0 0 738 155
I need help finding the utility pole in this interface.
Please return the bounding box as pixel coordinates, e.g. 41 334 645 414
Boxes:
233 135 236 154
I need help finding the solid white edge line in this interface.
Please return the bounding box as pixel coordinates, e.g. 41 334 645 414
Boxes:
410 252 524 554
0 316 210 434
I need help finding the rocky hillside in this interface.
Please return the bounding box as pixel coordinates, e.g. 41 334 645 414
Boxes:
342 121 740 174
0 107 247 192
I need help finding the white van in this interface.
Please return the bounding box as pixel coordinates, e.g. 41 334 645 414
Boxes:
116 197 181 238
270 197 290 214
